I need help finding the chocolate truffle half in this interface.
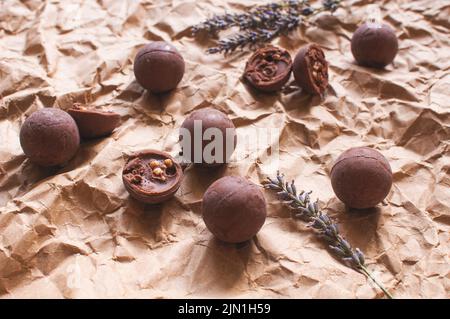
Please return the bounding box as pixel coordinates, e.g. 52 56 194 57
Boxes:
122 150 183 204
68 104 120 139
179 107 236 167
20 108 80 167
293 43 329 96
351 22 398 68
244 46 292 92
133 41 185 93
330 147 392 209
202 176 267 243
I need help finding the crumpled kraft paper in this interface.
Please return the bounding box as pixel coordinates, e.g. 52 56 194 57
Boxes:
0 0 449 298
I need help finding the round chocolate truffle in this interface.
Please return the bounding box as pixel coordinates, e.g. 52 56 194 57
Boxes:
20 108 80 167
330 147 392 209
179 107 236 167
202 176 267 243
133 41 185 93
244 46 292 92
293 43 329 95
122 150 183 204
351 22 398 68
68 104 120 139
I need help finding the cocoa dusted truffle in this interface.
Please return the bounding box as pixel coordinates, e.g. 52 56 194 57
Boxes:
20 108 80 167
122 150 183 204
351 22 398 69
179 107 236 167
293 43 329 96
68 104 120 139
202 176 267 243
133 41 185 93
330 147 392 209
244 46 292 92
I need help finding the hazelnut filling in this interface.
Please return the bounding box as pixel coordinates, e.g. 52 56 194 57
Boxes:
123 159 146 185
245 48 292 85
124 157 176 186
307 47 328 93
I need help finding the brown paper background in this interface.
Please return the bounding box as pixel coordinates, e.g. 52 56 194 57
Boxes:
0 0 449 298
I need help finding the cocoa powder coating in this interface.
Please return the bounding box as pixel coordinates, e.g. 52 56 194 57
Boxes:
293 43 329 95
330 147 393 209
244 46 292 92
122 150 183 204
19 108 80 167
202 176 267 243
133 41 185 93
68 104 120 139
180 107 236 167
351 22 398 68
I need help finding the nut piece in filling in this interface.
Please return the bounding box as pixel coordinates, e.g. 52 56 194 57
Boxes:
293 44 329 96
202 176 267 243
244 46 292 92
122 150 183 204
330 147 392 209
68 104 121 139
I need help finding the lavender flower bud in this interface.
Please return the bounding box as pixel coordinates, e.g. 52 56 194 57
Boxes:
340 239 352 252
355 248 365 265
329 245 346 257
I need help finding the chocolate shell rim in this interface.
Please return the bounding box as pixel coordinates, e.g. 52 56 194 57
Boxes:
68 107 120 118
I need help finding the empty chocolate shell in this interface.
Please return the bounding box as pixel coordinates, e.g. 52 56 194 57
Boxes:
68 104 120 139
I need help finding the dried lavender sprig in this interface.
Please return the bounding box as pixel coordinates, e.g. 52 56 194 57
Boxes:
262 171 393 299
193 0 342 54
207 10 301 54
192 0 306 35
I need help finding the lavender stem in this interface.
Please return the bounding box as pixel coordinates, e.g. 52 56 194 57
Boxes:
262 171 393 299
